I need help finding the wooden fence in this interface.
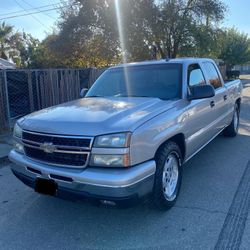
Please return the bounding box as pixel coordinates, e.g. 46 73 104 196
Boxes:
0 68 104 132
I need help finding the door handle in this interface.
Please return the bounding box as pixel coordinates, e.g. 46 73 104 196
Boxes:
210 101 215 108
223 95 228 101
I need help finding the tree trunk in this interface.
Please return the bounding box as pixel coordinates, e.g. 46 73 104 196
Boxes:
155 42 166 59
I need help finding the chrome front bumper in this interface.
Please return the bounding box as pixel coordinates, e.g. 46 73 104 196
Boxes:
9 150 156 201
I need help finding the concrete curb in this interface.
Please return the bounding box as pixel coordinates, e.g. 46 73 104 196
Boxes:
0 156 10 165
0 134 13 166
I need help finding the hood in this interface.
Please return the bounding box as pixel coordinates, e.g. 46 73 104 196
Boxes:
19 97 176 136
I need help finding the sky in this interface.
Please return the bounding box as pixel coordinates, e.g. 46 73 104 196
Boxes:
0 0 250 41
222 0 250 35
0 0 61 40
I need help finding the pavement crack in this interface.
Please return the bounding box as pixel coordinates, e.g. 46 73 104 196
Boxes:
215 160 250 250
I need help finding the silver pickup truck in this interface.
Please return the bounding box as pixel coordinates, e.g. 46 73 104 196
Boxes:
9 58 242 210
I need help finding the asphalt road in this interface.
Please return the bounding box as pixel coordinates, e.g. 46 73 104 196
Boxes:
1 84 250 250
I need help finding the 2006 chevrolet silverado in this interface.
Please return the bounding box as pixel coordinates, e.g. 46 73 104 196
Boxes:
9 58 242 210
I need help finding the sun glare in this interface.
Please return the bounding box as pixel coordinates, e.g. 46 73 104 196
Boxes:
114 0 127 63
114 0 131 95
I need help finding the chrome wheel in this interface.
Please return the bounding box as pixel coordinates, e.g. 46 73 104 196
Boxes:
162 153 179 201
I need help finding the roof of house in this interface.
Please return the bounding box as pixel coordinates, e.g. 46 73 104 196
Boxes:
0 58 16 69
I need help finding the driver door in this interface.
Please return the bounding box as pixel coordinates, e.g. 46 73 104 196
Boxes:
185 63 217 159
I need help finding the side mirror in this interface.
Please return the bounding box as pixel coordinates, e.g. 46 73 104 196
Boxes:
80 88 88 98
188 85 215 100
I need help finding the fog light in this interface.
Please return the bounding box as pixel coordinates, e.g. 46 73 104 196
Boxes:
100 200 116 206
14 141 24 154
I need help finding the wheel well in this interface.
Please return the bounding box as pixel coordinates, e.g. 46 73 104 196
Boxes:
236 98 241 110
156 134 186 160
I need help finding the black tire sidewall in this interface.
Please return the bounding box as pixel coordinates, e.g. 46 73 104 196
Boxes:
153 142 182 210
224 103 240 137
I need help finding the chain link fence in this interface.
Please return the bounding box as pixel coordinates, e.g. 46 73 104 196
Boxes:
0 70 9 132
0 68 105 133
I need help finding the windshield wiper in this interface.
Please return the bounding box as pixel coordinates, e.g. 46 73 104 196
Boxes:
85 95 104 98
116 95 151 98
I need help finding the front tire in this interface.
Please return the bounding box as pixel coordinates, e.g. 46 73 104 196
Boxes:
224 103 240 137
153 141 182 210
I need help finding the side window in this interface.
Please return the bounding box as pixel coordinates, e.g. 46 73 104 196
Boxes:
202 62 222 89
188 64 206 87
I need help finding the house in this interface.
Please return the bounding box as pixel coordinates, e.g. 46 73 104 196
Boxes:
233 64 250 74
0 58 16 69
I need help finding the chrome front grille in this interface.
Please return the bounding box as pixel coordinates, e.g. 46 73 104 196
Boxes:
22 130 93 168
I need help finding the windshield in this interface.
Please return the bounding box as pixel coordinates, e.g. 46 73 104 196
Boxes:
86 64 182 100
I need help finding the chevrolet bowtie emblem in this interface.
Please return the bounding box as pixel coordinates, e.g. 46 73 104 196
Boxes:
40 142 56 153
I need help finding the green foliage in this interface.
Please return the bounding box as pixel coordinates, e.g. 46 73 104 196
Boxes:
28 34 65 68
0 22 42 67
15 33 41 67
154 0 226 58
0 22 20 61
218 28 250 69
52 0 156 65
53 0 227 64
1 0 250 69
179 25 223 58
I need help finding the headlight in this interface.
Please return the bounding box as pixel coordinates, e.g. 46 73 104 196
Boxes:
94 133 131 148
90 154 130 167
13 123 22 138
13 123 24 153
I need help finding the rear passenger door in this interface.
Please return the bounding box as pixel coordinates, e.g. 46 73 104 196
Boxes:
202 62 229 132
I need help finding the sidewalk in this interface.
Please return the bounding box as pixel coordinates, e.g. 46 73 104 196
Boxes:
240 75 250 86
0 133 12 164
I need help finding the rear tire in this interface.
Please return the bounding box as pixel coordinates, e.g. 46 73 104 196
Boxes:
153 141 182 210
223 103 240 137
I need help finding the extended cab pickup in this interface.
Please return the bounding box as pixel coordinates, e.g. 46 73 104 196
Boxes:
9 58 242 209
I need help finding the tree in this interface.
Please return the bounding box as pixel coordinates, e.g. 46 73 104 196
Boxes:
4 32 41 67
179 25 223 58
16 33 41 67
153 0 226 58
53 0 227 65
54 0 120 67
0 22 21 60
48 0 157 66
27 34 65 68
218 28 250 69
111 0 157 61
0 21 54 68
0 1 231 68
0 22 41 67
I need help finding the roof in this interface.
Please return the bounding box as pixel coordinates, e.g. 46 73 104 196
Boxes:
111 58 215 69
0 58 16 69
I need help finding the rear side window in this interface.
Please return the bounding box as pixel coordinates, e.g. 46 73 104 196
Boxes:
202 62 222 89
188 64 206 87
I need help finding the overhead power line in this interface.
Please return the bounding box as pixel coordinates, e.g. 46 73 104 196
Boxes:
0 6 69 21
19 0 56 20
13 0 51 31
0 2 64 17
